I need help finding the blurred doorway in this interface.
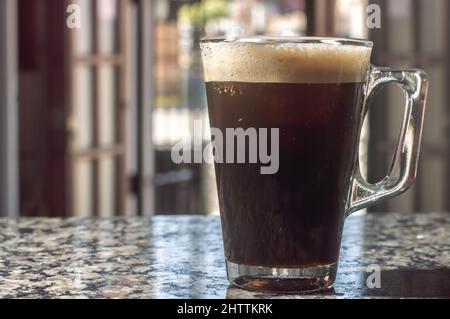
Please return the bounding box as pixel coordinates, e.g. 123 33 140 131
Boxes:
18 0 130 217
66 0 129 217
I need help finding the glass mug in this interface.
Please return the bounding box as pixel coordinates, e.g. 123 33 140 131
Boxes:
200 37 428 293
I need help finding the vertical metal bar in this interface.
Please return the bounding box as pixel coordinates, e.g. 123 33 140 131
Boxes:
325 0 336 36
116 0 128 216
412 0 423 212
136 0 143 216
446 0 450 212
0 0 19 217
65 0 75 217
136 0 155 216
379 0 389 213
92 0 101 217
45 0 68 217
305 0 316 35
305 0 336 36
368 0 389 212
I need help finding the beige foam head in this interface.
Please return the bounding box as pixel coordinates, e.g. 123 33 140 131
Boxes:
201 38 372 83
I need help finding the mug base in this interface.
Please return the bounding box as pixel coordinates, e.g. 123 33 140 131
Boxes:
226 260 337 294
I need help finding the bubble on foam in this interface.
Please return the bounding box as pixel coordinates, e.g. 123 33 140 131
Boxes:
201 41 372 83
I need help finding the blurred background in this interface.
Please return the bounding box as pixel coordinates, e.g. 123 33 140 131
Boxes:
0 0 448 217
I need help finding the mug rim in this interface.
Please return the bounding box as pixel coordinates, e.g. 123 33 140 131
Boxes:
200 36 373 48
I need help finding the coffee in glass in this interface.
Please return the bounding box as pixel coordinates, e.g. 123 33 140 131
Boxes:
201 37 428 293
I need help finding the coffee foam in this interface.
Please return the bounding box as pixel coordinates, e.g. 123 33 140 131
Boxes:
201 41 371 83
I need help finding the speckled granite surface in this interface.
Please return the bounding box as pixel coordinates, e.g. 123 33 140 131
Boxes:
0 213 449 299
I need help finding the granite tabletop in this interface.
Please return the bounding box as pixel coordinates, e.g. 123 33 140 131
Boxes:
0 213 449 299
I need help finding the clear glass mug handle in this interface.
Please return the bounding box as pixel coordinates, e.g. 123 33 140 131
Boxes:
346 66 429 216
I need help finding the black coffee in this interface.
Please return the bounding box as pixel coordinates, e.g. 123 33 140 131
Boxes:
206 81 365 267
201 39 371 268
